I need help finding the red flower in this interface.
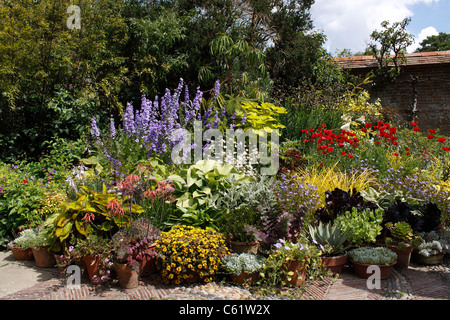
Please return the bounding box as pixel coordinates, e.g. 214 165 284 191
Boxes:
21 180 28 183
301 129 308 134
405 147 410 151
428 129 436 134
365 123 372 128
320 124 327 128
427 135 435 139
81 212 95 224
394 153 399 157
443 147 450 152
406 152 411 156
341 151 347 155
361 128 367 133
410 122 418 127
347 154 354 159
413 127 421 132
327 147 334 153
437 138 446 143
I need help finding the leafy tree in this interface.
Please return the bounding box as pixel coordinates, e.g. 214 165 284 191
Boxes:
366 18 414 84
416 32 450 52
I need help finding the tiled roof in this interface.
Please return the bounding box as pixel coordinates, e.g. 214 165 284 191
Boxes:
333 50 450 69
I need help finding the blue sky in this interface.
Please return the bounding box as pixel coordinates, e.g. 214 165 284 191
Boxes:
311 0 450 55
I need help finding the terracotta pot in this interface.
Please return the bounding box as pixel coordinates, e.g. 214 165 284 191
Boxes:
387 244 413 269
115 263 139 289
413 251 444 265
321 253 348 274
350 259 397 279
32 247 56 268
84 255 101 284
11 247 34 261
231 271 260 285
139 245 158 277
283 259 307 287
230 241 260 254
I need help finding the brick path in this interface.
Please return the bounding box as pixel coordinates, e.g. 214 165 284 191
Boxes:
1 257 448 301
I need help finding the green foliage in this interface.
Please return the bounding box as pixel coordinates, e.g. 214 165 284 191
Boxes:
217 206 262 243
51 185 144 249
367 18 414 84
335 208 384 246
168 160 252 229
9 228 37 250
416 32 450 53
308 222 350 255
235 101 287 135
348 247 397 265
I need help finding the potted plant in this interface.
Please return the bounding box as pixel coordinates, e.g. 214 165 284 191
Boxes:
334 207 383 247
384 221 421 269
111 218 161 278
7 228 37 261
217 206 261 254
72 234 113 284
155 225 229 284
222 253 264 285
348 247 397 279
263 238 318 287
30 226 56 268
308 221 350 274
413 229 450 265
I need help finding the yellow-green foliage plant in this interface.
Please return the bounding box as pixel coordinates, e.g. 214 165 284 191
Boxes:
298 163 379 210
156 225 229 284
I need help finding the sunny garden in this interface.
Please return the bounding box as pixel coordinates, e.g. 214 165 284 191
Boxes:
1 0 450 296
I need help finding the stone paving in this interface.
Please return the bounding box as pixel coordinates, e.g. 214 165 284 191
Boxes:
1 250 449 301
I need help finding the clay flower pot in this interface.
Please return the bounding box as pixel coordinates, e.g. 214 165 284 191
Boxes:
413 251 444 265
350 259 397 279
84 255 101 284
11 247 34 261
231 271 261 285
230 241 260 254
115 263 139 289
283 259 307 287
387 244 413 269
32 247 56 268
321 253 348 274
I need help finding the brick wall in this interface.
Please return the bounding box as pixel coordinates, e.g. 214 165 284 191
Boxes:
350 63 450 135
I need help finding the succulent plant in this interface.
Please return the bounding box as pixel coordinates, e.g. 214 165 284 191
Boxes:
348 247 397 266
308 221 350 256
9 228 37 249
416 229 450 257
222 253 265 275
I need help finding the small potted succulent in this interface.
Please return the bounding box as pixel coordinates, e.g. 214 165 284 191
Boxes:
384 221 421 269
7 228 37 261
222 253 264 285
413 229 450 265
308 221 350 274
348 246 397 279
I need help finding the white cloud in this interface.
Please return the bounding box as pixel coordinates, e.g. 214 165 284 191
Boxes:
311 0 440 54
408 26 439 51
